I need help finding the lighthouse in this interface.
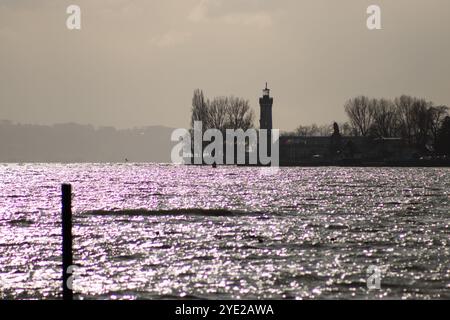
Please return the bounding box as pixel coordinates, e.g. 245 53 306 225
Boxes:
259 83 273 130
259 83 274 160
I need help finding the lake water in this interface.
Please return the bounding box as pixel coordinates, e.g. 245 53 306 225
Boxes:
0 163 449 299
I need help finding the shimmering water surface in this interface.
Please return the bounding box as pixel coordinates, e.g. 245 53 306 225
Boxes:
0 164 449 299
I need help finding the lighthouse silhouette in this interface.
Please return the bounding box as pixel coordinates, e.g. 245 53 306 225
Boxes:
259 82 273 131
259 83 273 160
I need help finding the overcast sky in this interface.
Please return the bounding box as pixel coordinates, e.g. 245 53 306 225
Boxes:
1 0 450 131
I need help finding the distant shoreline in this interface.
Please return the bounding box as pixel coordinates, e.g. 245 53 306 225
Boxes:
279 159 450 167
1 161 449 168
196 160 450 168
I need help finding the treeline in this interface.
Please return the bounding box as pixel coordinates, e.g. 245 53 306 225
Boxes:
291 123 354 137
291 95 450 154
189 89 450 155
190 89 254 132
0 120 175 162
344 95 449 151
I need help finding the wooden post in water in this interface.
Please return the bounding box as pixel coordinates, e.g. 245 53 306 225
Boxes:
61 184 73 301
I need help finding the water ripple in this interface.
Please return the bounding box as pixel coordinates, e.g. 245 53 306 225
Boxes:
0 164 449 299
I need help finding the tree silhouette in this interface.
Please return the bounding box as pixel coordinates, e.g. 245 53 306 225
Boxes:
436 116 450 155
344 96 375 136
190 90 254 132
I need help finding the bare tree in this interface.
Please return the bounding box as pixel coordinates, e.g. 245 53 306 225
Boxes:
397 97 432 148
371 98 398 137
344 96 375 136
190 89 209 130
411 98 433 147
225 96 254 131
394 95 416 144
394 95 448 148
208 97 229 132
436 116 450 155
190 90 254 132
429 105 449 146
338 95 449 149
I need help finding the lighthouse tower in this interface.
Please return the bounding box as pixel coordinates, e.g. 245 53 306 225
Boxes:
259 83 273 130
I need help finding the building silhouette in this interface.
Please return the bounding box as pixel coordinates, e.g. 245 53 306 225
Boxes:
259 85 423 166
258 83 274 160
259 83 273 131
